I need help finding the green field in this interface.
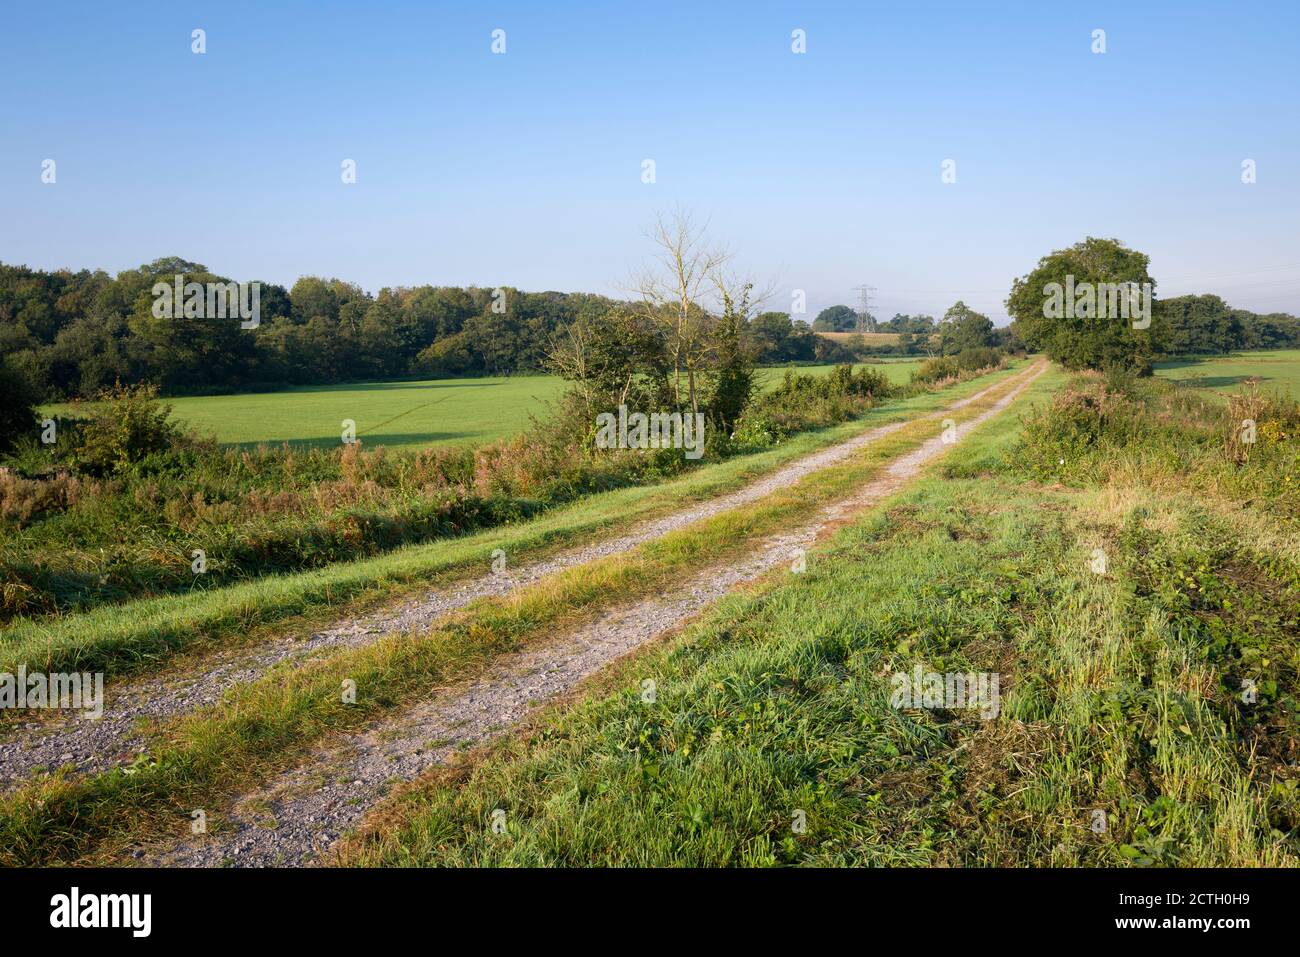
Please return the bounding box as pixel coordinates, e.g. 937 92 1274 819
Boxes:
46 361 924 451
1155 349 1300 397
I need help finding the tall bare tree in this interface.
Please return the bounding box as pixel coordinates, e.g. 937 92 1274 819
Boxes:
631 208 731 415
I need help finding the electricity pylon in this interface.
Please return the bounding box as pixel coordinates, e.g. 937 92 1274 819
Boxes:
850 284 877 333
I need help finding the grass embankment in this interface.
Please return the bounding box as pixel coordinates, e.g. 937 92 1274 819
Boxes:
0 364 1038 866
0 363 1023 681
338 367 1298 867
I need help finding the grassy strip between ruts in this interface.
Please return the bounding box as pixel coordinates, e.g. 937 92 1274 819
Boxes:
335 366 1299 867
0 364 1042 865
0 362 1026 682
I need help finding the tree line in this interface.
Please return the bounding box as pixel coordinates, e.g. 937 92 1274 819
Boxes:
0 255 873 401
1007 237 1300 373
4 238 1296 401
0 256 616 399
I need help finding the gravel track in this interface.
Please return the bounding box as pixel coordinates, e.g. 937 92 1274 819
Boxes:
0 364 1037 794
139 361 1046 867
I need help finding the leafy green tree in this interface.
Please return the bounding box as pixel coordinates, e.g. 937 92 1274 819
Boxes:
937 301 995 355
126 262 261 391
747 311 794 361
49 315 134 396
358 296 405 377
879 313 935 335
990 324 1024 352
1159 295 1248 354
416 331 477 377
811 334 857 363
289 276 341 325
812 304 858 332
1245 312 1300 349
1007 237 1166 373
545 307 667 421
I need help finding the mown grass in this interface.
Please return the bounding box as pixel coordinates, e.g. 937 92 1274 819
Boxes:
42 362 924 451
0 362 1022 681
0 364 1039 866
337 367 1298 867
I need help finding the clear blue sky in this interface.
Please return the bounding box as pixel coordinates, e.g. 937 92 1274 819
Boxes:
2 0 1297 324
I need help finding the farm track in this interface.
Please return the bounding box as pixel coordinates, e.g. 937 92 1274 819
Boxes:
136 361 1048 866
0 364 1038 794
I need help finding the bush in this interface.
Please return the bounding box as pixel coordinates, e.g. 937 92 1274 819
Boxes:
1225 384 1300 464
911 357 959 384
731 365 894 447
954 346 1003 372
912 349 1005 385
765 365 892 404
72 382 191 476
1021 374 1148 451
0 469 87 526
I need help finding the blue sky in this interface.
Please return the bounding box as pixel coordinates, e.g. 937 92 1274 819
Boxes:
2 0 1297 324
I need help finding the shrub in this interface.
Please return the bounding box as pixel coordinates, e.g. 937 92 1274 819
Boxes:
72 382 191 476
731 365 894 447
1225 384 1300 464
1021 373 1148 451
912 349 1005 385
912 357 959 384
954 346 1003 372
